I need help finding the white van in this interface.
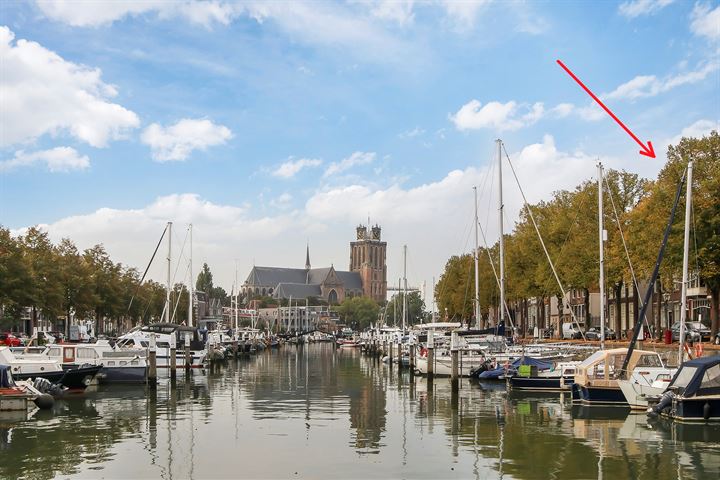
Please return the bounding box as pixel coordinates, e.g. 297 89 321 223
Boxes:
562 322 583 340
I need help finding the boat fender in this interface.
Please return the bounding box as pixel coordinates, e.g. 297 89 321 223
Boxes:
703 402 711 421
33 393 54 410
648 390 674 418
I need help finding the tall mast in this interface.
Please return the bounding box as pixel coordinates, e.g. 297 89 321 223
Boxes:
188 223 193 328
679 161 693 363
598 163 605 350
403 244 408 330
474 186 480 329
432 276 435 322
166 222 172 324
234 260 239 332
497 139 505 330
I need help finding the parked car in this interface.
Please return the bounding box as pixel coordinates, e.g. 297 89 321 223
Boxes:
585 326 617 341
670 322 702 342
685 321 712 342
0 332 23 347
562 322 583 340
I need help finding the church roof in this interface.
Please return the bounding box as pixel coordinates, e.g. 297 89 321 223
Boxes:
246 266 308 286
274 283 322 299
336 271 363 290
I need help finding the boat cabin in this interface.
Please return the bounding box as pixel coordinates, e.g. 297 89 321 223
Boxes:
668 356 720 398
575 348 664 388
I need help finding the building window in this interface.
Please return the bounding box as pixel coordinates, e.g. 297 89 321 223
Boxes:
328 289 338 305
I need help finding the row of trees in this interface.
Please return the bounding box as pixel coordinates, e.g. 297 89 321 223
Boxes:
436 131 720 335
0 227 226 335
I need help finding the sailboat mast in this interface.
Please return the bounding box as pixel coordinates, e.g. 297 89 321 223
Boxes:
234 260 239 332
598 163 605 350
679 161 693 363
497 139 505 330
474 186 480 329
188 223 193 328
166 222 172 324
403 244 408 330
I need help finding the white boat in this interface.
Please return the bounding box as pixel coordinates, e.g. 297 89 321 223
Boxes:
42 341 147 384
618 367 675 409
117 323 207 368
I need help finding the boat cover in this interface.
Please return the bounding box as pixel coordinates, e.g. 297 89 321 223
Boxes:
477 357 552 379
1 364 16 388
671 355 720 397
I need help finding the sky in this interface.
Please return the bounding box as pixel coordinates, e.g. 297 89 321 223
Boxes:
1 0 719 300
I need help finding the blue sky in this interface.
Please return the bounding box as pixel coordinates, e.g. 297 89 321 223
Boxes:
1 0 719 296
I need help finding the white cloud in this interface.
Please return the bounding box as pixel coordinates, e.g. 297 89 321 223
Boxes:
398 127 425 139
141 118 233 162
364 0 416 26
603 60 720 100
0 26 139 148
34 0 236 28
0 147 90 173
269 192 294 209
439 0 492 31
450 100 545 131
665 118 720 146
690 3 720 40
618 0 675 18
271 158 323 178
323 151 376 177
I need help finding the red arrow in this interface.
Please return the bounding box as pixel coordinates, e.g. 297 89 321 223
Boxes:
556 59 655 158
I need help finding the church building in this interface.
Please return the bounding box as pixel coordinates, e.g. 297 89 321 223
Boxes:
242 225 387 304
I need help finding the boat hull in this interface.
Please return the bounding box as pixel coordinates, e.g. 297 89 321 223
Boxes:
667 396 720 422
510 376 574 391
574 383 628 405
13 365 102 391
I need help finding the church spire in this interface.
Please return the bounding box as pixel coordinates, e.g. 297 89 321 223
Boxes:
305 243 311 270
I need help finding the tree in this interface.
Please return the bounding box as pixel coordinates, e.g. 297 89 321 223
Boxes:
22 227 64 330
384 291 426 326
435 254 474 322
0 227 33 330
57 238 96 336
196 263 213 293
84 244 122 335
338 297 379 330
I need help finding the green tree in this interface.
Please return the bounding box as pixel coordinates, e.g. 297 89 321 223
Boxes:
384 291 426 326
83 244 122 335
22 227 64 330
196 263 213 293
338 296 379 330
57 238 96 336
0 227 33 330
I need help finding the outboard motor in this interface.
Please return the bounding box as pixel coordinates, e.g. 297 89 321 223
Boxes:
33 377 65 397
648 390 674 418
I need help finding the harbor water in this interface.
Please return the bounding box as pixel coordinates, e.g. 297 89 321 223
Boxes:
3 344 719 479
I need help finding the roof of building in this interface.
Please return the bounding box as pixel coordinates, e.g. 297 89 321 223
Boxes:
336 270 363 290
246 266 362 290
274 283 323 299
246 266 308 286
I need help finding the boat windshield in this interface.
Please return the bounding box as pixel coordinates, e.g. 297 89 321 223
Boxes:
635 354 663 368
671 366 698 389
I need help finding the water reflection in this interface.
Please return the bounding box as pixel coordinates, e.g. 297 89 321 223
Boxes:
0 344 718 479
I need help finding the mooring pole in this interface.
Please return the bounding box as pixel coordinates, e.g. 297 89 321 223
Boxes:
148 334 157 389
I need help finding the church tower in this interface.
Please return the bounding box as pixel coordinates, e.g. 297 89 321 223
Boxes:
350 224 387 303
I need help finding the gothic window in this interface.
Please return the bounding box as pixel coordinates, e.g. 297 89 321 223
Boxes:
328 289 338 305
262 288 266 296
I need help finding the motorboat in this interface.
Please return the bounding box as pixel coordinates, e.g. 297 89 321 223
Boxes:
572 348 667 405
43 341 147 384
648 355 720 421
508 360 580 392
0 347 101 391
